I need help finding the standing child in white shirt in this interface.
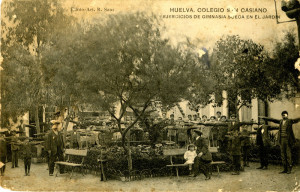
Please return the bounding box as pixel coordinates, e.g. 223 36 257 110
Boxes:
184 144 197 176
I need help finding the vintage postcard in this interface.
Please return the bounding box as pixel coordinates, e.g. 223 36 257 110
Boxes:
1 0 300 191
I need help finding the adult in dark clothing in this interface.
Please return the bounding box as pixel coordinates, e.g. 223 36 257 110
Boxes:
260 111 300 174
256 120 271 170
241 125 251 167
0 134 7 176
192 130 212 180
47 120 65 176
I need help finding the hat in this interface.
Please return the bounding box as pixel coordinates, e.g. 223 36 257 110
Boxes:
187 144 195 149
193 129 202 136
230 114 237 118
50 120 60 125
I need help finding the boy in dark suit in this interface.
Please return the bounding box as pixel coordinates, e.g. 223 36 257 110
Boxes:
20 137 40 176
11 130 20 168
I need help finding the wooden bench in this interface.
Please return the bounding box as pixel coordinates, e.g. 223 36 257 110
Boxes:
54 149 88 178
163 148 226 178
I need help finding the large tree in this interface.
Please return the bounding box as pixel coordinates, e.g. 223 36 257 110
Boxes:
209 33 299 117
73 12 199 171
1 0 75 131
210 35 270 116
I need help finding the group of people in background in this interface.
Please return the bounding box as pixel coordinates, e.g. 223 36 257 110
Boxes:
0 110 299 180
183 110 300 179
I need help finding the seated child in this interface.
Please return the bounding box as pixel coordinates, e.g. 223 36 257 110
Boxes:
184 144 197 175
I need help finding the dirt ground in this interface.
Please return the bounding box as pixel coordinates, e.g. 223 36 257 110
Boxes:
0 160 299 192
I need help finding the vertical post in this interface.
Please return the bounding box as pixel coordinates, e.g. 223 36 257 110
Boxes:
296 17 300 53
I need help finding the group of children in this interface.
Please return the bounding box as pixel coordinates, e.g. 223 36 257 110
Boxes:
0 131 39 177
183 123 252 176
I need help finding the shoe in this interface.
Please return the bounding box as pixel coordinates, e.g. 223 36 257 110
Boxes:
188 174 194 177
49 174 53 176
287 170 291 174
232 172 240 175
256 167 263 169
27 173 30 176
262 167 268 170
24 173 27 176
205 176 211 180
15 166 19 168
11 166 14 168
279 170 287 174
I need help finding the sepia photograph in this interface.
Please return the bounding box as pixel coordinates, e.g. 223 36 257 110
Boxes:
0 0 300 191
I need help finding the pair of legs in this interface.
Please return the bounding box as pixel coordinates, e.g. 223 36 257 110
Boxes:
49 152 64 175
242 146 250 167
232 155 241 175
280 138 292 174
11 150 18 168
257 145 269 169
193 156 211 179
24 157 31 176
0 156 6 176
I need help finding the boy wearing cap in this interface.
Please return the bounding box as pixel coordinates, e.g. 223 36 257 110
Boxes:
19 137 40 176
11 131 20 168
260 111 300 174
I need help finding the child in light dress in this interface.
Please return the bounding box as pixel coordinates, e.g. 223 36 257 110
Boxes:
184 144 197 176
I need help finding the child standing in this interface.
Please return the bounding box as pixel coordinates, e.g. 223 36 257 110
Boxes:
20 138 39 176
184 144 197 176
22 138 32 176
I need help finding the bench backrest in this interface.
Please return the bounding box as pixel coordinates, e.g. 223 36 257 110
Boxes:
65 149 88 156
163 148 186 156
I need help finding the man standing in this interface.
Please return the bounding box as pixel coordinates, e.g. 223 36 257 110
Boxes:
47 120 65 176
192 130 212 180
256 119 271 170
260 111 300 174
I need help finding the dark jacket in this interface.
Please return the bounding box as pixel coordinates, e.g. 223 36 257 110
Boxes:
263 117 300 146
22 141 32 158
47 130 64 155
256 125 270 147
11 135 20 151
241 129 251 147
0 138 7 157
227 131 247 156
194 137 212 161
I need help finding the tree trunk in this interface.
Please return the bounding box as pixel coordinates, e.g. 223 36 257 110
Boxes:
35 105 40 134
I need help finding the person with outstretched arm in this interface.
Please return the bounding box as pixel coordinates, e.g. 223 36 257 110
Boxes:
259 111 300 174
